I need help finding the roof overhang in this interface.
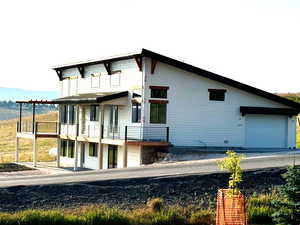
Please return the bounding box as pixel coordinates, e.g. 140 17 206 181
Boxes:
17 91 129 105
240 106 299 117
52 48 300 110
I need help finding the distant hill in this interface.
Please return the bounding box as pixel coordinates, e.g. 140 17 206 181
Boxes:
276 92 300 104
0 87 57 101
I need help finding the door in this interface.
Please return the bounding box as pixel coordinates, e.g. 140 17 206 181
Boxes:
245 114 287 148
109 105 119 138
108 145 118 168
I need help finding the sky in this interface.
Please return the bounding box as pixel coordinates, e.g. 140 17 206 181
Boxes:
0 0 299 93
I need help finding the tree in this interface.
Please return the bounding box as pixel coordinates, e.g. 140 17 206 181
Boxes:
217 150 244 195
272 166 300 225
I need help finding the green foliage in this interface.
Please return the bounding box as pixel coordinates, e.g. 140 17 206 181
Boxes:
189 210 215 225
150 210 185 225
217 150 244 193
272 166 300 225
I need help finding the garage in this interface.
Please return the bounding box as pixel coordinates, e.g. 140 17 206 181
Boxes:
245 114 287 148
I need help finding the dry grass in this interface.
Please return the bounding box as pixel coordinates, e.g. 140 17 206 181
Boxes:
0 112 58 163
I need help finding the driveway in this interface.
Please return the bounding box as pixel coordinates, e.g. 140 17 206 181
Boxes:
0 152 299 188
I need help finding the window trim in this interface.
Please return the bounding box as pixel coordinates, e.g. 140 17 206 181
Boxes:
150 102 167 124
208 89 227 101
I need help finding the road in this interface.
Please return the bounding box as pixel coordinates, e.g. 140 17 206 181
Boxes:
0 153 299 188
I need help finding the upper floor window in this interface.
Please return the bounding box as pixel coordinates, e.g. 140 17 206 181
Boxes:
89 143 98 157
68 105 76 124
208 89 226 101
60 105 68 124
150 86 169 99
150 100 167 124
132 103 141 123
90 105 99 121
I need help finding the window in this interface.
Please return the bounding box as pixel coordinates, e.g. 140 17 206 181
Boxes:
208 89 226 101
68 105 76 124
89 143 98 157
132 103 141 123
150 86 168 99
60 105 68 124
91 73 100 88
68 141 75 158
60 140 67 156
150 103 167 124
110 72 120 87
90 105 99 121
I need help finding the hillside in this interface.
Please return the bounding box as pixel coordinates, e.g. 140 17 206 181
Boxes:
0 87 57 101
277 92 300 104
0 112 58 163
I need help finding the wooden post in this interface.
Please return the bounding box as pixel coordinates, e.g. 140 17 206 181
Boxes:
32 103 36 134
19 103 22 132
33 137 37 167
15 137 19 163
56 138 61 167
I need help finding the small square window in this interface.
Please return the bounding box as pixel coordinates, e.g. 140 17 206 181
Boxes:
151 89 167 99
208 89 226 101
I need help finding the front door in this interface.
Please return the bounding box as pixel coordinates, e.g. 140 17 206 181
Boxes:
109 105 119 138
108 145 118 168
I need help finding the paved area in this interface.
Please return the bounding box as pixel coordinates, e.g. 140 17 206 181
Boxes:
0 152 299 188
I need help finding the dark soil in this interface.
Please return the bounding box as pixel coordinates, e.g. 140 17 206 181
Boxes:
0 163 34 172
0 167 286 212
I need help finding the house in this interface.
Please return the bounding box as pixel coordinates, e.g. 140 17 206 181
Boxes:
15 49 300 170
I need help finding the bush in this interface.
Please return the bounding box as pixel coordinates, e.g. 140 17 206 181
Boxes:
147 198 165 213
150 210 185 225
189 210 215 225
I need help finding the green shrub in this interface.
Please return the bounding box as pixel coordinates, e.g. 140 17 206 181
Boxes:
150 210 185 225
189 210 215 225
83 209 130 225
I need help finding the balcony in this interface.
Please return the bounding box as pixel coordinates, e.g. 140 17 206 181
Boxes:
17 121 59 138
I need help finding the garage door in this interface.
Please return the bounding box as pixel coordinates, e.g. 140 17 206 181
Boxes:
245 114 287 148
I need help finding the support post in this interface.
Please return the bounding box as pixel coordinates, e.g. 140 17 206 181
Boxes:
19 103 22 132
32 103 36 134
98 104 105 170
56 138 61 167
74 140 78 171
15 137 19 163
123 144 128 168
33 137 37 167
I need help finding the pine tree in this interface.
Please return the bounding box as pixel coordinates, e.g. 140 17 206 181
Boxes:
272 166 300 225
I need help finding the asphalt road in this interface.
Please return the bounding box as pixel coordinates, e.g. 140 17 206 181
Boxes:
0 153 299 188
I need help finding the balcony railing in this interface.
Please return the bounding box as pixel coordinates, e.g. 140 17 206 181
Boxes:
17 121 58 134
126 126 169 142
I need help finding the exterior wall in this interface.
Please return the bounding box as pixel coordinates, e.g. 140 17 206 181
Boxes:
127 145 141 167
142 57 296 148
59 59 142 98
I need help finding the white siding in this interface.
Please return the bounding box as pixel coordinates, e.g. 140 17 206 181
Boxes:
59 59 143 97
127 146 141 167
143 57 296 148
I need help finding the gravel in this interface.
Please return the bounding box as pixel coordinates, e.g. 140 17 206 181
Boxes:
0 166 287 212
